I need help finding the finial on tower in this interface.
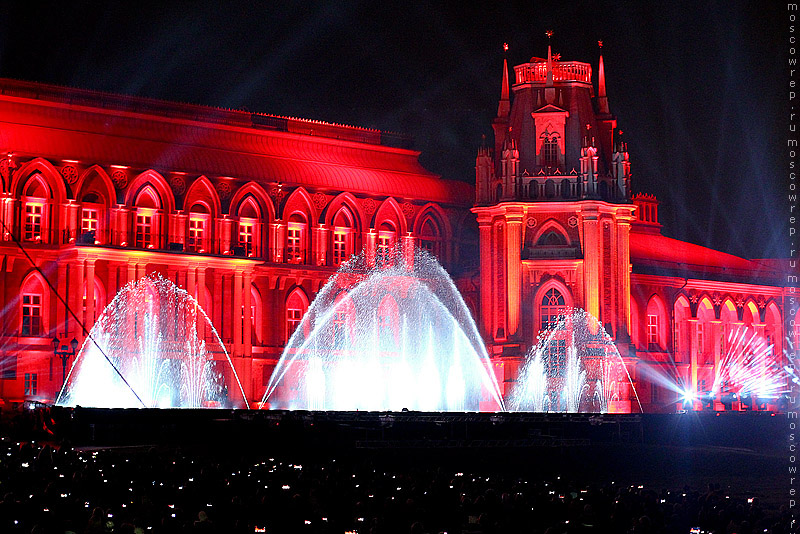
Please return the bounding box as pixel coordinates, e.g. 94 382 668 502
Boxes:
597 39 610 114
497 43 511 118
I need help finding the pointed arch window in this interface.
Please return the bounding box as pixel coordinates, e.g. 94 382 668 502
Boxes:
24 203 44 242
20 274 47 337
286 213 307 264
645 297 668 351
81 209 98 240
537 230 568 246
22 174 49 243
237 198 261 258
332 207 355 267
540 134 560 168
135 212 153 248
188 203 210 253
134 187 161 249
419 217 442 258
79 192 104 244
646 314 659 347
286 289 309 342
540 287 566 331
21 293 42 336
539 287 568 378
377 222 396 267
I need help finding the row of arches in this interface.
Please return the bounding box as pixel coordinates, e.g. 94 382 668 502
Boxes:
630 293 787 361
7 158 451 265
16 268 316 348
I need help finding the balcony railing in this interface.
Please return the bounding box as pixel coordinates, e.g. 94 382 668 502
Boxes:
514 61 592 85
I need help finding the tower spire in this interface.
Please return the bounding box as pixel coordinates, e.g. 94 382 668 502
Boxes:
497 43 510 118
597 40 610 114
545 30 555 104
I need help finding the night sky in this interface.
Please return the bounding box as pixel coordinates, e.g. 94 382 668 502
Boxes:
0 1 789 260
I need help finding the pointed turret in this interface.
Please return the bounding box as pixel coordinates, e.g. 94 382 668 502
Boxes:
497 45 510 118
476 137 494 205
597 40 610 115
612 133 631 199
545 30 555 104
492 44 512 178
500 135 519 200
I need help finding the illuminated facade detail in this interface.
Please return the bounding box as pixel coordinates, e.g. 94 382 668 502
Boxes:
285 288 309 342
0 49 792 410
21 294 42 336
24 203 43 242
0 78 468 405
473 46 793 412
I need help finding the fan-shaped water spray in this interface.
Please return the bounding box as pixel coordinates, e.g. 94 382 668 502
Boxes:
509 308 640 413
56 274 248 408
711 326 789 405
262 248 505 411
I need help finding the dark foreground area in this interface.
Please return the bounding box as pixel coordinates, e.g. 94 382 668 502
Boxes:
0 407 793 533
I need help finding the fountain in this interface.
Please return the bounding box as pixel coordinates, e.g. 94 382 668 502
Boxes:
261 248 505 411
509 308 640 413
56 274 248 409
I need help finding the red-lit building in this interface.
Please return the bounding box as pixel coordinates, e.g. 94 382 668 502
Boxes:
471 45 795 411
0 44 793 411
0 78 474 406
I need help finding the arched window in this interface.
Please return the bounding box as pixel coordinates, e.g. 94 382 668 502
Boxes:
719 299 737 357
20 274 47 337
673 296 691 363
539 287 567 378
537 230 567 246
645 296 667 351
22 174 49 243
188 203 210 253
764 302 782 357
286 288 309 342
134 186 161 249
541 134 560 168
331 206 355 267
377 222 396 267
418 217 442 258
696 298 714 366
237 198 260 257
540 287 566 330
286 213 307 264
80 193 102 244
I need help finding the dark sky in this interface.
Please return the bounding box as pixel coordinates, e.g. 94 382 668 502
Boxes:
0 1 789 259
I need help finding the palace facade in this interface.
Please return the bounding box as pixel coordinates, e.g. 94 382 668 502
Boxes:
470 45 795 411
0 45 793 411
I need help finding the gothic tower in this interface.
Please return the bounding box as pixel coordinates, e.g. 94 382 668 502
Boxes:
473 39 635 389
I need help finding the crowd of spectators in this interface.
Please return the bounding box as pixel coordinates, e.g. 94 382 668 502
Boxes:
0 406 793 534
